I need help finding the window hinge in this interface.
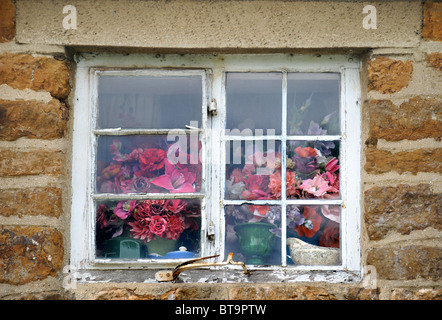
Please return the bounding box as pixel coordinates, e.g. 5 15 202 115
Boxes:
208 98 217 115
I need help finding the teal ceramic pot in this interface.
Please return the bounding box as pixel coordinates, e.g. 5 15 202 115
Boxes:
234 222 276 265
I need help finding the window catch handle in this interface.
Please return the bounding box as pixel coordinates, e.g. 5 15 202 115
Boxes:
207 221 215 241
155 252 249 282
208 98 217 115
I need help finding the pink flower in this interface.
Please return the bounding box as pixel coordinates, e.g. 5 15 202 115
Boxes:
114 200 137 219
325 157 339 173
299 175 332 197
151 159 196 193
321 205 340 223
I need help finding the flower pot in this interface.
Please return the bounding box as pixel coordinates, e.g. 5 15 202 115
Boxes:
287 238 340 265
234 222 276 265
103 237 147 259
147 237 178 256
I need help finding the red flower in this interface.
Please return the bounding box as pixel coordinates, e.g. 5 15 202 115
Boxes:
166 214 185 240
248 205 269 216
294 206 322 238
294 146 317 158
319 220 340 248
149 215 168 236
139 148 166 172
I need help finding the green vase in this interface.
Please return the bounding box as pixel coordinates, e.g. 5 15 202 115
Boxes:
234 222 276 265
147 237 178 256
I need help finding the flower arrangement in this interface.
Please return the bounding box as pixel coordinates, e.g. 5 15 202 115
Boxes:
96 199 200 242
226 146 340 201
97 137 201 194
225 203 339 248
225 112 341 248
95 136 202 255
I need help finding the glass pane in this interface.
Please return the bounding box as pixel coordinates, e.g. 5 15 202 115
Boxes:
96 199 201 259
286 205 341 265
97 75 202 129
225 204 281 265
225 140 281 200
226 73 282 135
286 140 340 199
287 73 340 135
96 135 202 194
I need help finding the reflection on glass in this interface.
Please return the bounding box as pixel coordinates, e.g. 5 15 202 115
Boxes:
98 76 202 129
287 73 340 136
226 73 282 135
225 140 281 200
96 199 201 259
96 135 202 194
286 205 340 265
286 140 340 199
225 204 281 265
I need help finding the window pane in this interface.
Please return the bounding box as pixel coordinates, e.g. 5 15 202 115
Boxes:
96 199 201 259
225 204 281 265
287 73 340 135
225 140 281 200
286 140 340 199
226 73 282 135
96 135 202 194
97 75 202 129
286 205 340 265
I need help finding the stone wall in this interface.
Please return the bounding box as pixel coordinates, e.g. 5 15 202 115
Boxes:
0 0 440 300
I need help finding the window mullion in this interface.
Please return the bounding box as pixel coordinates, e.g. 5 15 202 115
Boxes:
281 71 288 266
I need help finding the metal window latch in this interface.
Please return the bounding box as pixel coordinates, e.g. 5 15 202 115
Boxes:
155 252 249 282
208 98 217 115
207 221 215 241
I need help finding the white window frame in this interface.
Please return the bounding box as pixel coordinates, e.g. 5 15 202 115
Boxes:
71 53 361 283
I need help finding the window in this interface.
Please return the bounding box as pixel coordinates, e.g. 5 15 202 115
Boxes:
71 54 361 282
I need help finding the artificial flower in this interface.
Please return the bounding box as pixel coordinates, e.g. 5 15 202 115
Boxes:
139 148 166 172
151 159 196 193
293 206 322 238
321 205 340 223
319 220 340 248
294 146 317 158
299 174 333 197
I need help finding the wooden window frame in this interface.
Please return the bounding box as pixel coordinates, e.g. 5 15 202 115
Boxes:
70 53 362 283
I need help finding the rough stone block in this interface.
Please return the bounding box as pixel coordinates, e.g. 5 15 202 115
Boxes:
0 187 62 218
365 147 442 175
367 245 441 280
423 1 442 41
0 53 70 99
426 52 442 71
0 99 69 141
229 285 338 300
0 0 15 42
0 226 64 285
0 149 64 176
364 184 441 240
390 288 442 300
368 57 413 94
368 97 442 141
